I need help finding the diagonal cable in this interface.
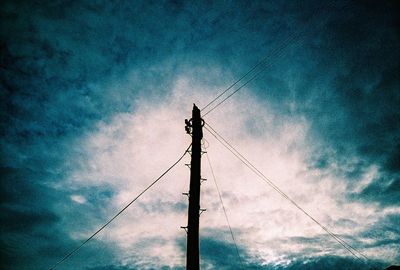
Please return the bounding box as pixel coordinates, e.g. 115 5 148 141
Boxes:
204 123 364 260
201 1 352 117
49 144 192 270
203 122 374 265
205 151 245 269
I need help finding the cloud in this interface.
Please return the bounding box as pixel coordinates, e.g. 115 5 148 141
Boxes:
0 0 398 269
59 76 395 267
71 194 87 204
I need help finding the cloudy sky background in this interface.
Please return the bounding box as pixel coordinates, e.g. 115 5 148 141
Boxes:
1 0 399 269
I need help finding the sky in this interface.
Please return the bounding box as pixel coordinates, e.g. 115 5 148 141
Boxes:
0 0 399 269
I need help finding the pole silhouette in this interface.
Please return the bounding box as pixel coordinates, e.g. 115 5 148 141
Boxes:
184 104 203 270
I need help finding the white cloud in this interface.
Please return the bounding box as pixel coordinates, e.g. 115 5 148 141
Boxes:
64 72 397 268
70 194 87 204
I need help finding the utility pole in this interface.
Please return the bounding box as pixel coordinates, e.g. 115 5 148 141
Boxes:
184 104 204 270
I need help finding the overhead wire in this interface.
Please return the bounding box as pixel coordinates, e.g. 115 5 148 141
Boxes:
202 53 283 117
204 123 366 262
203 122 374 265
202 29 309 117
201 51 274 113
49 143 192 270
201 1 350 117
205 151 245 269
204 122 367 260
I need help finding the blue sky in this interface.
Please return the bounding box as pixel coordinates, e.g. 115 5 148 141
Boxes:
1 0 399 269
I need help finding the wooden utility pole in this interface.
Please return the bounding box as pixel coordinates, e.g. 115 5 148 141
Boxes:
184 104 203 270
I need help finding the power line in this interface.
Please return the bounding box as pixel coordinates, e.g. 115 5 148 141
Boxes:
203 122 373 265
201 1 349 117
201 52 272 112
204 123 365 262
202 58 278 117
202 30 307 117
49 144 192 270
204 123 367 261
205 151 245 269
